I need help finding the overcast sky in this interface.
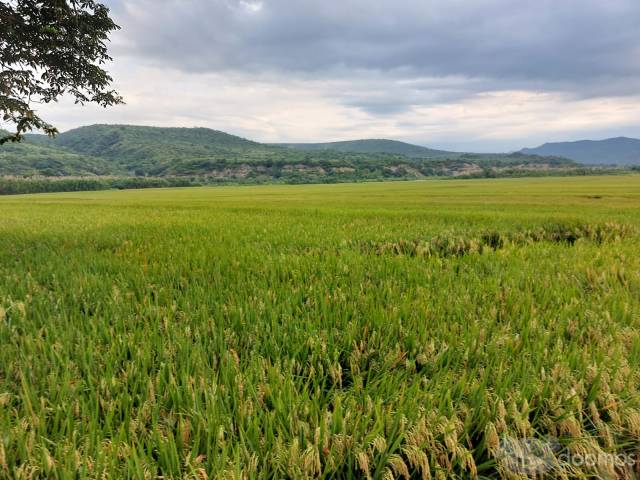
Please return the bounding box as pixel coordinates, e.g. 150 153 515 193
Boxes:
38 0 640 152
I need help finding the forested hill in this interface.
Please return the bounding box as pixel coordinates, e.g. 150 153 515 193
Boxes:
0 124 591 182
27 124 259 157
0 131 125 176
23 125 266 174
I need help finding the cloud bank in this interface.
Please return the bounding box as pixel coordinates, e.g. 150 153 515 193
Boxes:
38 0 640 151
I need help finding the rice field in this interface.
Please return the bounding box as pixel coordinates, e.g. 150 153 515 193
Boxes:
1 176 639 479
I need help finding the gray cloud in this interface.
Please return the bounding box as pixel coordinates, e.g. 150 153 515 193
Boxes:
38 0 640 151
109 0 640 94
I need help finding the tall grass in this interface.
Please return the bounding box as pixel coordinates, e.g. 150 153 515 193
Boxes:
0 176 639 479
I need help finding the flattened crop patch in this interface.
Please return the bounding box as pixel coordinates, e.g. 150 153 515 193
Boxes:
363 222 633 259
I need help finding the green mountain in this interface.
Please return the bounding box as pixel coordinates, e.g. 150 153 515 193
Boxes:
520 137 640 165
274 139 455 158
0 131 124 176
29 124 259 157
0 124 588 187
25 124 271 176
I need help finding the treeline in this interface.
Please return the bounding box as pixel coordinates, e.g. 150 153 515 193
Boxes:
454 166 628 179
1 163 635 195
0 177 198 195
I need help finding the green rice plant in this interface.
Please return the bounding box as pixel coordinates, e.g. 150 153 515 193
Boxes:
0 176 639 479
365 221 634 259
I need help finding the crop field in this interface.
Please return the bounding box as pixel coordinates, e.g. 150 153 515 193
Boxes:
1 176 640 479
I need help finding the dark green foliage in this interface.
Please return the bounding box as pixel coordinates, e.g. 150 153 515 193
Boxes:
0 0 122 143
31 124 260 159
0 132 123 176
0 176 198 195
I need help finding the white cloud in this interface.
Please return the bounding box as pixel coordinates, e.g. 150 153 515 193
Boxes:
239 1 263 13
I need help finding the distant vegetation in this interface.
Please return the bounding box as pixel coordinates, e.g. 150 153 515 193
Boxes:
0 125 633 194
0 176 196 195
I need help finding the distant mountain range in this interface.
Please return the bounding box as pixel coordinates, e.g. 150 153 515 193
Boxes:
521 137 640 165
273 139 454 158
0 125 624 184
